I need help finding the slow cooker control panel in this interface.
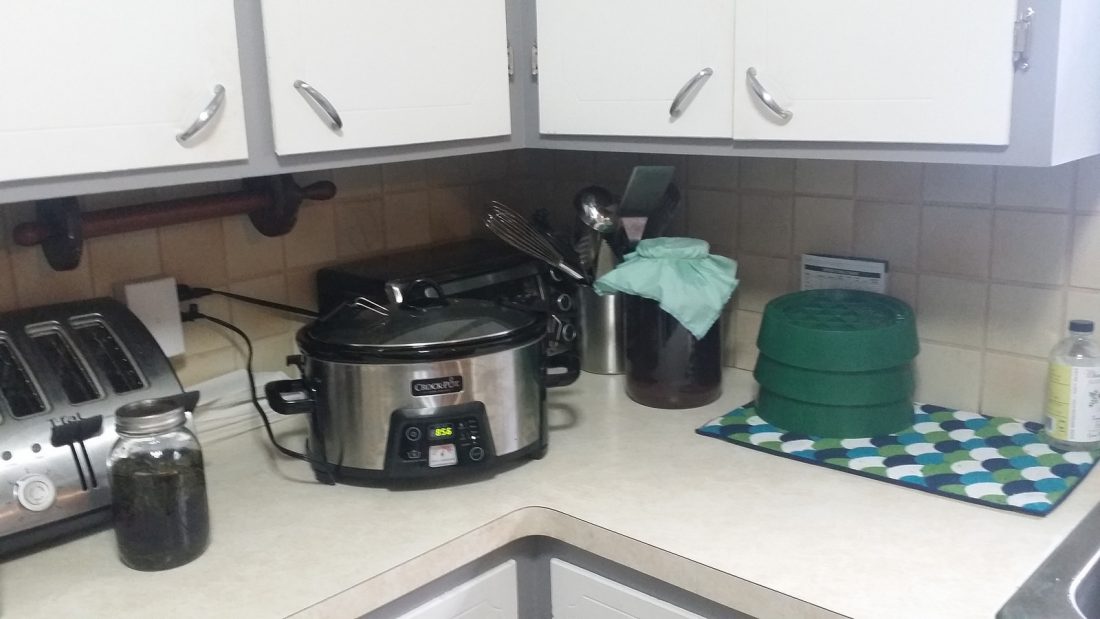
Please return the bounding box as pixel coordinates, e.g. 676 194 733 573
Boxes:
387 402 494 475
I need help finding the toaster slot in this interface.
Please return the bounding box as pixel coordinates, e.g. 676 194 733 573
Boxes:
0 338 46 419
27 326 100 405
70 318 145 394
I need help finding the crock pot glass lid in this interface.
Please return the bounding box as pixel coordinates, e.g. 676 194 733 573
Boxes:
308 298 539 349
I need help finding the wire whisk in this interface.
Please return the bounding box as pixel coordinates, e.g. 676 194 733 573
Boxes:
483 201 588 282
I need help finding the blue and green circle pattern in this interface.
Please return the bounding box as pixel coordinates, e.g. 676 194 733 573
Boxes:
697 403 1099 515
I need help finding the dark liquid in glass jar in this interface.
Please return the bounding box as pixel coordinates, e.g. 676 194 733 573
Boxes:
111 448 209 571
625 296 722 408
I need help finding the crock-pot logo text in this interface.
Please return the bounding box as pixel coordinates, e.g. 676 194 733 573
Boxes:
411 376 464 396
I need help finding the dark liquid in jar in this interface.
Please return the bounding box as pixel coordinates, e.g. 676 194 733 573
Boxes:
111 448 210 571
625 296 722 409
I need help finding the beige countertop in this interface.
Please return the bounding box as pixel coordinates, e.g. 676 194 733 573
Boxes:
2 368 1095 619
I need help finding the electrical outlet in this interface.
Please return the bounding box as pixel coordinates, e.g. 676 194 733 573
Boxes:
114 276 186 357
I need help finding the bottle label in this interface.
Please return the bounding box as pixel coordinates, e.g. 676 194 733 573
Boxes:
1046 364 1100 443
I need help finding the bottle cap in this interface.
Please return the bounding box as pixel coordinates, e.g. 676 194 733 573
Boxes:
1069 320 1095 333
115 392 199 436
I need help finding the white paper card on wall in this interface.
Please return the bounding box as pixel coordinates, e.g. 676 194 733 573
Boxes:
801 254 888 293
115 276 186 358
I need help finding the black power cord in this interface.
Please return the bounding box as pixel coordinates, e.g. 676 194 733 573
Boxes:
181 304 335 485
177 284 319 319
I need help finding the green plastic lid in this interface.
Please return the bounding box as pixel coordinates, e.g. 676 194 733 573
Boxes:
754 354 913 406
756 389 913 439
757 289 918 371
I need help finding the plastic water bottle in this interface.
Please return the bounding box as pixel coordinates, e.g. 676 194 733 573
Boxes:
1045 320 1100 451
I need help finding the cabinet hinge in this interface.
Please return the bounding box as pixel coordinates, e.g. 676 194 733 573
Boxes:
507 42 514 77
531 44 539 77
1013 7 1035 71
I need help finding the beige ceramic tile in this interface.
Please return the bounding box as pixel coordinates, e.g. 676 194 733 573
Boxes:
334 198 386 259
636 153 688 188
855 161 923 202
383 191 432 250
507 150 536 180
523 149 557 181
9 244 94 307
382 160 427 194
738 194 793 257
686 190 738 250
248 332 297 374
1067 289 1100 326
552 150 595 181
87 229 162 296
981 353 1048 421
222 214 286 281
922 164 994 205
1077 155 1100 212
792 197 854 256
467 151 509 183
916 275 988 347
180 295 234 356
159 219 229 287
914 342 982 411
739 158 794 192
687 156 738 190
594 152 640 189
285 267 319 313
888 272 918 309
0 251 16 312
794 160 855 197
331 165 383 199
227 274 300 340
429 186 476 243
423 156 470 187
987 284 1065 357
283 203 337 269
171 346 243 388
1071 215 1100 289
735 255 791 313
991 211 1069 285
919 206 992 277
853 202 920 271
733 310 763 371
994 163 1075 210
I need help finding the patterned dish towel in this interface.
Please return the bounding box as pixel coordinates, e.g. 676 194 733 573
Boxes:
696 403 1100 516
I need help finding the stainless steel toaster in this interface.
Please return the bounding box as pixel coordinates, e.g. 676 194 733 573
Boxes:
0 298 184 554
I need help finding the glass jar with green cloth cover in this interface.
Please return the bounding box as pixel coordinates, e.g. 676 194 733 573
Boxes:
594 238 739 409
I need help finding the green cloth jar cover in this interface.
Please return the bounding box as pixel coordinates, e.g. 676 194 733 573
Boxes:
593 238 738 339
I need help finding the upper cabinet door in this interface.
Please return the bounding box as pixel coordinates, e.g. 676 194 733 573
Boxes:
261 0 512 156
0 1 247 183
536 0 735 139
732 0 1017 145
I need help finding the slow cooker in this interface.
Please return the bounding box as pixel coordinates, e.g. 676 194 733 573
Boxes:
264 285 579 482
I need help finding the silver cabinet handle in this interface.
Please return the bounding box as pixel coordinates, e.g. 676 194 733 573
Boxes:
294 80 343 131
746 67 792 122
176 84 226 145
669 67 713 119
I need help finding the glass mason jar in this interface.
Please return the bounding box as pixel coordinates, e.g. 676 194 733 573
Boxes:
625 296 722 409
108 392 209 571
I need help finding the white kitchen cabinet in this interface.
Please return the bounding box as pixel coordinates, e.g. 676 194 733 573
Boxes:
0 1 247 183
535 0 735 139
551 559 704 619
260 0 512 156
731 0 1018 145
397 560 518 619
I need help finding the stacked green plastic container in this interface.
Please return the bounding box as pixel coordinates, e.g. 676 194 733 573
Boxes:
754 289 919 438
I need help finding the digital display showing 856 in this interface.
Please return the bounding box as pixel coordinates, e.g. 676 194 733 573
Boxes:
427 423 454 441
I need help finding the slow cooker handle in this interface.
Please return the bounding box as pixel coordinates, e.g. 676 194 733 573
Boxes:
544 350 580 388
264 379 315 415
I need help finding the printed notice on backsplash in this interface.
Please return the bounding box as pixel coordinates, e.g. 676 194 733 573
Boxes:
800 254 888 293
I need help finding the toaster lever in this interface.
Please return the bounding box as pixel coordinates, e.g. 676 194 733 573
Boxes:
49 415 103 447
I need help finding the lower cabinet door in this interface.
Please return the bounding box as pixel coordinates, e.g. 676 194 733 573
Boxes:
397 560 518 619
551 559 704 619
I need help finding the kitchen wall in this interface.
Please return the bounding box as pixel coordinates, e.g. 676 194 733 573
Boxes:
1 151 1098 422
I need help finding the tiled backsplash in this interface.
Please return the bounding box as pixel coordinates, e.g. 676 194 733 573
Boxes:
1 150 1098 422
